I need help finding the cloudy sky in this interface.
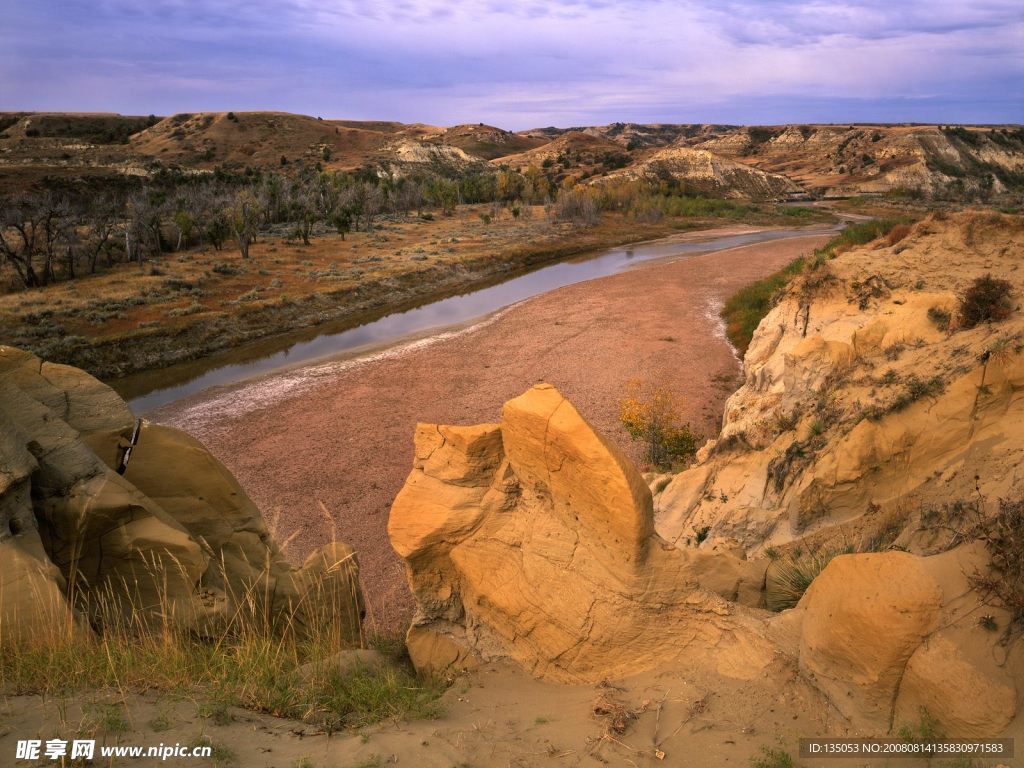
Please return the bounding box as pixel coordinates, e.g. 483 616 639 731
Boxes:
2 1 1022 128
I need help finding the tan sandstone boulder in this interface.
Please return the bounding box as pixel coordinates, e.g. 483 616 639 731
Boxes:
0 345 363 647
893 631 1016 737
389 383 774 683
797 552 943 731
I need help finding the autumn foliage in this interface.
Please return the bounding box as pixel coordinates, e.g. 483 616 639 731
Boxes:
619 379 700 470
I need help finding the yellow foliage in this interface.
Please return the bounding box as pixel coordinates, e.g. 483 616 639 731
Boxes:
619 379 699 469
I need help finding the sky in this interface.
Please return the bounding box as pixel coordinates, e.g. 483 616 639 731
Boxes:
1 1 1022 129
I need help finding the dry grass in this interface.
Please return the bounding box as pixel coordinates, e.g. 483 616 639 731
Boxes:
0 552 444 733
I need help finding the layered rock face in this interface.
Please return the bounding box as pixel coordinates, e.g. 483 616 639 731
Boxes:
602 146 801 200
0 345 362 645
694 125 1024 198
389 383 772 683
658 212 1024 553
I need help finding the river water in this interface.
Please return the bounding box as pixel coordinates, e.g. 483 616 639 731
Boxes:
115 226 832 414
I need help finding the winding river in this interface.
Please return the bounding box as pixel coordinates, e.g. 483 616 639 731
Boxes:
116 225 836 414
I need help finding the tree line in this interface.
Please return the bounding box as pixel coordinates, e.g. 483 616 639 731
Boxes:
0 164 559 290
0 160 743 290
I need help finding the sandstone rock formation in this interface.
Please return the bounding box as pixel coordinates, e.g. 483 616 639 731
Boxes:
0 345 362 645
389 222 1024 736
794 544 1020 737
657 212 1024 555
797 552 943 731
389 383 778 683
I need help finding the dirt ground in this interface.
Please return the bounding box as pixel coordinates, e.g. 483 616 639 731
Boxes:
150 229 832 631
1 657 849 768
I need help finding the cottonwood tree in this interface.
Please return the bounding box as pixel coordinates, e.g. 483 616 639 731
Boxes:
286 177 319 245
33 191 71 285
358 183 384 231
81 193 121 272
126 190 166 264
0 193 44 287
497 169 525 203
391 178 424 217
425 177 458 215
228 189 261 258
522 165 552 204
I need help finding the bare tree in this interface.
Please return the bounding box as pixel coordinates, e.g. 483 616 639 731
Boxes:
82 193 121 272
360 183 384 231
0 193 43 288
228 189 261 258
286 177 319 246
126 190 165 265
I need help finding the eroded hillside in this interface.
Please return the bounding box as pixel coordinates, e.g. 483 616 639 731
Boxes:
657 211 1024 560
3 112 1021 201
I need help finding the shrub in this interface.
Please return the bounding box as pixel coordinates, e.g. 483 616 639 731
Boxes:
619 380 700 470
167 302 204 318
885 223 912 246
927 306 951 331
888 375 945 413
896 707 944 744
750 746 795 768
553 188 600 226
970 496 1024 639
959 274 1013 328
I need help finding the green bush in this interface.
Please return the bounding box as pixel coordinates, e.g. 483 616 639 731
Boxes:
750 745 795 768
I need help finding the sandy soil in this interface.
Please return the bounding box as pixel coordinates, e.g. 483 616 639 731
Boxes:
0 657 855 768
150 229 831 631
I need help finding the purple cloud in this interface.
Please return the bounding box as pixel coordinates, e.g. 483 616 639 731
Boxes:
1 1 1021 127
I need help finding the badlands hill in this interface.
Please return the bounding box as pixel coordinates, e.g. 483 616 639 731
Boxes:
2 111 1021 200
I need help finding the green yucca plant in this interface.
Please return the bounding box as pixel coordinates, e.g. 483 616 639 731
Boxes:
765 546 854 612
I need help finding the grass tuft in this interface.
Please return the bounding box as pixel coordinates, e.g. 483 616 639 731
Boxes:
0 556 445 733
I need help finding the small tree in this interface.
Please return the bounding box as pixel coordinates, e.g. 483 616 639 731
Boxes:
172 208 195 251
228 190 261 259
554 187 600 227
619 380 700 470
425 177 459 216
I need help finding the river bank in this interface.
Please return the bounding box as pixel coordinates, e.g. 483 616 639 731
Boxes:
150 229 833 630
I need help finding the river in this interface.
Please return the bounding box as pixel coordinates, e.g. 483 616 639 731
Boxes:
117 225 835 414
